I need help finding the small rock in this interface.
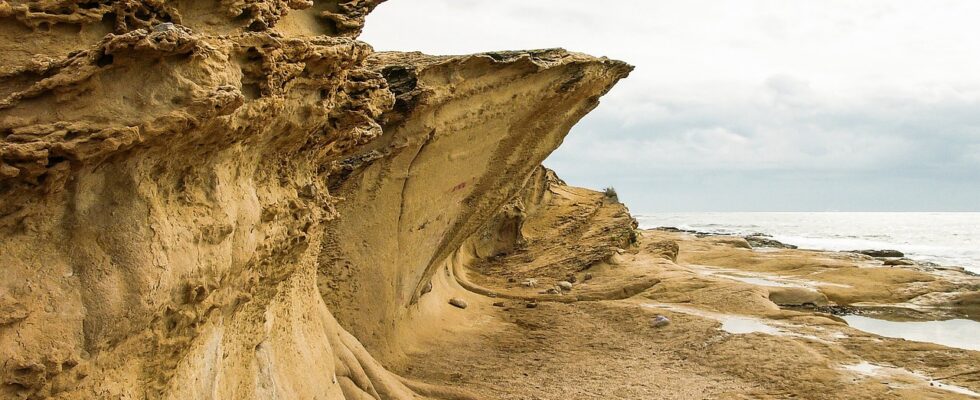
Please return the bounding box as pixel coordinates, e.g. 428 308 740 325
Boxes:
492 301 505 307
852 249 904 258
526 301 538 308
152 22 176 32
542 288 560 295
522 278 538 288
583 273 593 281
883 258 915 266
556 281 573 291
420 281 433 296
656 226 697 234
566 275 577 283
448 298 467 309
744 235 797 249
507 277 516 283
650 315 670 328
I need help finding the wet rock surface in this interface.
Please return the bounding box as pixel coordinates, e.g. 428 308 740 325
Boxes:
405 222 980 399
745 235 798 249
853 249 906 258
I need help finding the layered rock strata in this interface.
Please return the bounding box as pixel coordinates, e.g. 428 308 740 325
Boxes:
0 2 630 399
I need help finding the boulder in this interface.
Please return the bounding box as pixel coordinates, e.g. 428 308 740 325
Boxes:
745 235 798 249
852 249 905 258
655 226 697 234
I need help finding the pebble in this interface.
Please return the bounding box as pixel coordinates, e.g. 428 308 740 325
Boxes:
523 278 538 288
526 302 538 308
583 273 593 281
567 275 577 283
542 288 560 295
449 297 467 309
651 315 670 328
492 301 505 307
556 281 573 291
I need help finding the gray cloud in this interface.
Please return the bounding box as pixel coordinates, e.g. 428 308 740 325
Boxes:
363 0 980 211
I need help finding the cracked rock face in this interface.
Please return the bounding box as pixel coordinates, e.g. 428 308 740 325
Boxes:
0 1 630 399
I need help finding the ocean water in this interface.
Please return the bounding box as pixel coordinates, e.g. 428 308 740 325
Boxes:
634 212 980 275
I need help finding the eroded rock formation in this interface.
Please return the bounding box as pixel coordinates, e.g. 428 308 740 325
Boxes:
0 1 630 398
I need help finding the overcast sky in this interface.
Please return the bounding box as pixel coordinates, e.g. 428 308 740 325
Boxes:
362 1 980 212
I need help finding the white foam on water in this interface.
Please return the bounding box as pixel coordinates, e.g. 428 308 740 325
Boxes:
637 212 980 274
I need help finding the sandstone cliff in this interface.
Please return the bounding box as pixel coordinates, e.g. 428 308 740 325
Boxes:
0 1 630 399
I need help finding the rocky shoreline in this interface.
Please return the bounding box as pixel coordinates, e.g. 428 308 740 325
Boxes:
655 226 978 275
2 1 978 398
390 177 980 399
652 225 980 322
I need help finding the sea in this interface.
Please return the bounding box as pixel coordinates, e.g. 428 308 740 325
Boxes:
634 212 980 275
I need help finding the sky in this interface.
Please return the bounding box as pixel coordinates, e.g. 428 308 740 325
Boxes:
361 0 980 212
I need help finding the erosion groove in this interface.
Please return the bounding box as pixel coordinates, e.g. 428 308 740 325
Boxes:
0 1 631 399
8 2 976 400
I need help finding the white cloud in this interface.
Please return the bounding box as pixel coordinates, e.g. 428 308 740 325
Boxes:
362 1 980 210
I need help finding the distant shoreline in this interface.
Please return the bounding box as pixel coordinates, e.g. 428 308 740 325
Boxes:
635 212 980 275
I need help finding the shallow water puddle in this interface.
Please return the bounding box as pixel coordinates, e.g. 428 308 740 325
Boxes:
644 303 788 335
842 315 980 351
643 303 845 345
841 361 980 397
718 317 782 334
